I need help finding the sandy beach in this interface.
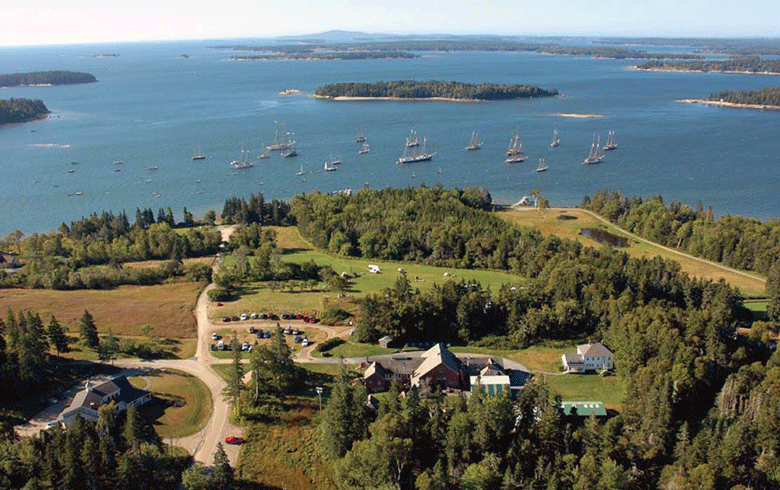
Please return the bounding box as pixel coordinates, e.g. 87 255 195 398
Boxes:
677 99 780 111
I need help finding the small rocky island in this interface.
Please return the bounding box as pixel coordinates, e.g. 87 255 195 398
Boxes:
314 80 559 101
0 98 50 125
0 71 97 87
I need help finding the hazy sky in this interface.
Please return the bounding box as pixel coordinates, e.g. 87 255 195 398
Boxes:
2 0 779 47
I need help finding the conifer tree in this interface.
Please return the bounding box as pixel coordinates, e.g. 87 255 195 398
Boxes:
212 442 233 490
79 310 99 348
46 315 69 355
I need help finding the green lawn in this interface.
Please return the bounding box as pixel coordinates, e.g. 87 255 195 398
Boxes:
545 373 625 411
312 341 394 359
745 300 768 321
129 369 212 439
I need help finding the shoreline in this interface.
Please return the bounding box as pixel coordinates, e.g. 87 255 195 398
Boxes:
313 94 563 103
677 99 780 111
631 66 780 76
557 112 603 118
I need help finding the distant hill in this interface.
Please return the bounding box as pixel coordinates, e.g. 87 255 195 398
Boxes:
0 98 49 125
0 71 97 87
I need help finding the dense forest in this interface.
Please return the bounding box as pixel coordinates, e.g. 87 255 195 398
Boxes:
217 40 702 60
705 86 780 106
314 80 558 100
0 71 97 87
0 98 49 125
597 37 780 56
637 56 780 73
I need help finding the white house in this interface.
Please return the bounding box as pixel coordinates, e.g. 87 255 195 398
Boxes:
368 264 381 274
562 342 614 373
60 376 152 425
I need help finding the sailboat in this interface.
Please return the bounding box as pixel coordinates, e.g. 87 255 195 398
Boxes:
258 143 270 159
355 130 366 143
398 136 435 164
231 143 254 169
324 160 338 172
330 153 341 165
267 122 293 151
192 145 206 160
603 130 617 151
550 127 560 148
582 135 604 165
281 141 297 158
358 141 370 154
406 129 420 148
536 158 548 172
296 164 305 176
506 132 526 163
466 131 482 151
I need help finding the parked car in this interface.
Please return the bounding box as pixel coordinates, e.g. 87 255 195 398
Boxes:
250 313 258 319
218 340 225 350
293 336 302 343
221 317 230 323
264 331 271 338
248 326 255 334
302 338 310 347
256 330 264 338
240 313 248 321
281 312 288 320
45 421 59 429
283 327 291 335
210 344 216 351
231 315 239 322
212 332 219 340
242 342 250 351
225 436 244 445
292 328 300 336
259 313 268 319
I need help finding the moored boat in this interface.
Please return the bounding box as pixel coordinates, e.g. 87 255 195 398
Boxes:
536 158 548 172
466 130 482 151
398 136 435 164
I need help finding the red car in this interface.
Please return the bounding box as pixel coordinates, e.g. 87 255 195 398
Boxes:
225 436 244 445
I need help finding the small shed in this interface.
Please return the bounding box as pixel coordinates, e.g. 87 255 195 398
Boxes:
378 336 400 349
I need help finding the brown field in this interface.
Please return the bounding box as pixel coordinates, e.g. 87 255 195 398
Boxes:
121 257 213 269
499 208 767 298
0 281 203 339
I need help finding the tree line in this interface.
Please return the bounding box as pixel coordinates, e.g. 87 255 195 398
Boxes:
637 56 780 74
314 80 559 100
0 98 49 125
706 86 780 106
581 189 780 318
0 208 219 290
0 71 97 87
230 51 415 61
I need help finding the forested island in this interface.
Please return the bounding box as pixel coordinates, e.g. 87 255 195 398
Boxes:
0 98 49 125
0 71 97 87
596 37 780 56
217 40 702 61
230 51 415 61
314 80 558 101
636 56 780 74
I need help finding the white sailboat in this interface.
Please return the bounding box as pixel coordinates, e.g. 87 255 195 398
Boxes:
550 127 560 148
231 143 254 169
358 141 370 154
603 130 617 151
466 131 482 151
296 164 305 176
536 158 548 172
281 139 297 158
398 136 435 164
406 128 420 148
582 135 604 165
324 160 338 172
330 153 341 165
267 122 294 151
506 132 526 163
258 143 270 159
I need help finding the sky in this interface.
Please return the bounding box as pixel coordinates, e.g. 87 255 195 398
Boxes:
2 0 780 47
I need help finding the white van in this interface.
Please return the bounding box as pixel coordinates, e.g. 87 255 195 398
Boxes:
218 340 225 350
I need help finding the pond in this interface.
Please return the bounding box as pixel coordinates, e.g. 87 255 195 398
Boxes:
580 228 630 248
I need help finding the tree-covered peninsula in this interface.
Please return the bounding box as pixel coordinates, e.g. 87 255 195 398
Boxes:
0 98 49 125
230 51 415 61
0 70 97 87
704 87 780 108
314 80 558 101
636 56 780 74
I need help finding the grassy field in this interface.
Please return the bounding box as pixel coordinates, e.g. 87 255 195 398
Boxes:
545 373 625 410
499 208 767 298
744 300 769 321
0 281 203 339
129 369 212 439
312 341 394 359
213 226 524 322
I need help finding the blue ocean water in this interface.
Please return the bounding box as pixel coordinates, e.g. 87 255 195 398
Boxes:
1 40 779 236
